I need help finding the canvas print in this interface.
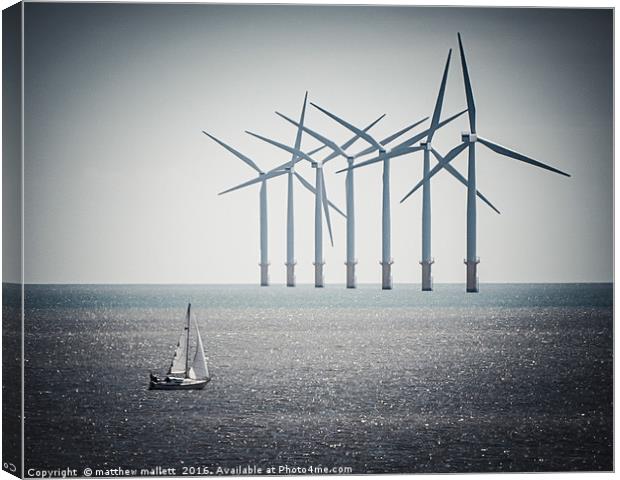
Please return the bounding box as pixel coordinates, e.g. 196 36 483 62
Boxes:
2 2 613 477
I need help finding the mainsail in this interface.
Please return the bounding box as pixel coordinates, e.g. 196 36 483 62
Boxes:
188 317 209 380
168 304 191 376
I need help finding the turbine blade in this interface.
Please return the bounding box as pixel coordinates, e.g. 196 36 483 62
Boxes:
475 189 501 215
457 33 477 133
311 102 383 151
203 131 263 174
322 114 387 164
340 114 386 151
294 171 346 218
437 108 468 130
293 171 316 195
246 131 314 165
307 144 327 156
336 153 384 174
392 109 467 151
338 146 424 173
290 91 309 164
277 111 346 159
428 49 452 142
478 137 570 177
380 116 429 147
266 159 294 174
435 150 500 214
432 142 469 167
321 170 335 247
218 170 286 195
382 145 425 160
326 198 346 218
400 143 467 203
388 133 427 155
399 168 441 204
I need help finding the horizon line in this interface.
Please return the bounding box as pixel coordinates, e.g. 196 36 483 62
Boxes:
3 281 614 286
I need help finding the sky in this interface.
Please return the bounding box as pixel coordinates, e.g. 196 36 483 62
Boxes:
18 3 612 284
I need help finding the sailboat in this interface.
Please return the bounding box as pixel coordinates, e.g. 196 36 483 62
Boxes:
149 303 211 390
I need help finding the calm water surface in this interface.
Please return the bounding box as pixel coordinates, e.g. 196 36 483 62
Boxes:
23 284 612 474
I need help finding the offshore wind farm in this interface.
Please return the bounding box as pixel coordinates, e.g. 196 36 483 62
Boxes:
205 33 570 291
17 3 612 476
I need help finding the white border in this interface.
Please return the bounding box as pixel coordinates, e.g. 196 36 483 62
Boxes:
0 2 615 480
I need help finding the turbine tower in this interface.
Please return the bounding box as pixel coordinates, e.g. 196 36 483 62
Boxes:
401 33 570 292
284 92 309 287
202 131 274 286
244 131 345 288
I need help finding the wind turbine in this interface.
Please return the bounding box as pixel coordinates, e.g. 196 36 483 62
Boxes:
202 131 275 286
244 130 346 288
318 105 466 289
400 33 570 292
277 112 421 288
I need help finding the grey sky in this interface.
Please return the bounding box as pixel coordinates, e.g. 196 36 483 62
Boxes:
20 4 612 284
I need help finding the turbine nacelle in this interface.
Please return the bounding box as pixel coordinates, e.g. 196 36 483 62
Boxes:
461 132 478 143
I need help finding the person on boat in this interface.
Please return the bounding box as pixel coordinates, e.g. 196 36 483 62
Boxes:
150 372 159 383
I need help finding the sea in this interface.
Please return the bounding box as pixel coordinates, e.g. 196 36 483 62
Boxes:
16 283 613 474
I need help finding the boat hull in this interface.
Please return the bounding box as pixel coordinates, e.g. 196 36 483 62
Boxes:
149 377 210 390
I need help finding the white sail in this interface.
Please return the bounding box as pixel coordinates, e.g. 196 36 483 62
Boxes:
168 306 191 376
188 317 209 380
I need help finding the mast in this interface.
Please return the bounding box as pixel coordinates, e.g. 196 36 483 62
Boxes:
259 178 269 286
185 303 191 378
381 151 393 290
345 157 356 288
421 145 433 291
286 169 295 286
313 163 324 287
465 142 478 292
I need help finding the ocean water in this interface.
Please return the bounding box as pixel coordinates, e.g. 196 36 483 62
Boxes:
22 284 612 474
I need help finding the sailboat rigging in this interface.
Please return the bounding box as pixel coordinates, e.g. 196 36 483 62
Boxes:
149 303 211 390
